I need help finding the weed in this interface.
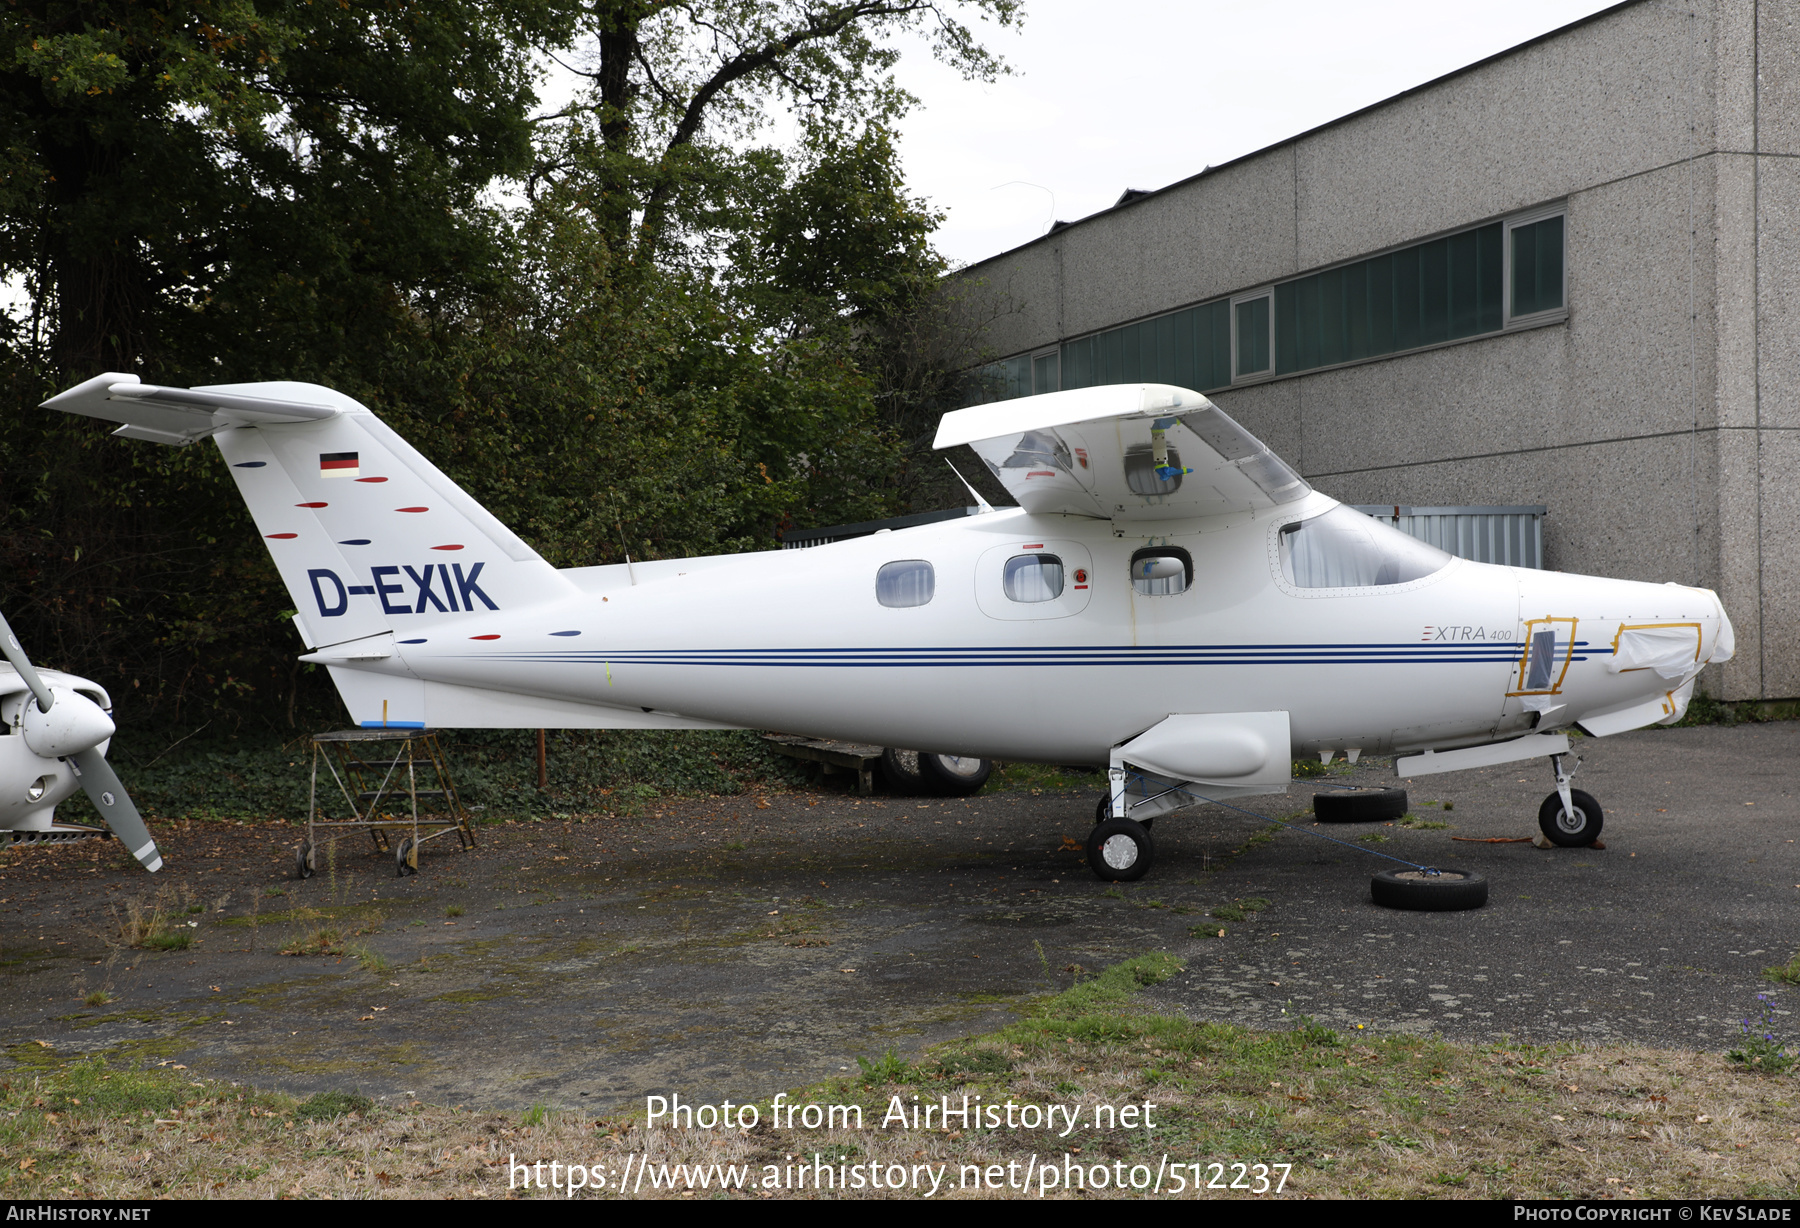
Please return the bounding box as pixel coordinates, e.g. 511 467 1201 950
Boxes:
264 887 285 898
1442 800 1455 811
521 1102 552 1127
143 929 194 952
1191 925 1227 938
280 928 344 957
83 990 113 1007
1210 897 1270 923
444 905 465 919
294 1091 373 1122
855 1048 914 1083
1728 996 1796 1074
1398 815 1451 830
1362 832 1391 844
723 841 746 851
347 944 392 974
1764 952 1800 987
1100 887 1126 900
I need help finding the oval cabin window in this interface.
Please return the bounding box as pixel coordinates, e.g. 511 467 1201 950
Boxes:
1003 554 1064 603
876 560 935 608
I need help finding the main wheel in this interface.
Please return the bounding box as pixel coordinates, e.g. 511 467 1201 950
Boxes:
1086 818 1155 882
294 841 315 880
395 836 418 877
919 753 991 797
1538 788 1603 847
1094 796 1152 829
1370 868 1488 911
1314 788 1407 822
880 748 925 794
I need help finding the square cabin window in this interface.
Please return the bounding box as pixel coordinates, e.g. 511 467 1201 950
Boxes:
1003 554 1064 603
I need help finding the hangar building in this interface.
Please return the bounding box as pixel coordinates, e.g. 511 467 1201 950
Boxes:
955 0 1794 702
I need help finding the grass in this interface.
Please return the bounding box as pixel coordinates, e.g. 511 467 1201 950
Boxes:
987 762 1097 793
83 991 114 1008
445 905 465 919
347 944 392 974
1764 951 1800 987
1397 814 1451 830
4 957 1798 1199
1209 897 1270 923
279 928 344 957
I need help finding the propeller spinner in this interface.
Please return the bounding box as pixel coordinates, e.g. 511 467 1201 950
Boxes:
0 608 161 871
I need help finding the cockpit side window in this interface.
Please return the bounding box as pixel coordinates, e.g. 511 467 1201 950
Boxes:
1279 506 1452 588
876 560 935 608
1003 554 1064 603
1130 546 1192 596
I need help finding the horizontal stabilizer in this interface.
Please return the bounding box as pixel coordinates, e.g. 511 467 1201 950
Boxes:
42 373 350 447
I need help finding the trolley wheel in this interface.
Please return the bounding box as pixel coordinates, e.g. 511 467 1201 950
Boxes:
294 841 316 880
395 836 418 877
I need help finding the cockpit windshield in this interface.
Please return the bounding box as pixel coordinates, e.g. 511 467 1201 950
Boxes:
1279 506 1453 589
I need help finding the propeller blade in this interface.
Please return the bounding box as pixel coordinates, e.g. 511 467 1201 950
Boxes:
0 607 53 713
67 748 161 872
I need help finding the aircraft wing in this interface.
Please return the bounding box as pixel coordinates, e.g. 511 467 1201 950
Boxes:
41 372 348 447
934 384 1310 522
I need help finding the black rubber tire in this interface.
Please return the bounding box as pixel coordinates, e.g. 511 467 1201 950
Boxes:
1094 796 1152 829
1370 868 1488 911
294 841 315 880
1086 818 1155 882
919 753 991 797
395 836 417 877
1538 788 1603 847
1314 788 1408 823
880 748 926 794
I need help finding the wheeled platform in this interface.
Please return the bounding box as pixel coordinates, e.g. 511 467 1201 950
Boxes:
298 729 474 878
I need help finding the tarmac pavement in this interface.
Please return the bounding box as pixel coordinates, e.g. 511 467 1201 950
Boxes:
0 723 1792 1110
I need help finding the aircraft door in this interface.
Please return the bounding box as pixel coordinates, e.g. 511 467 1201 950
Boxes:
975 540 1095 621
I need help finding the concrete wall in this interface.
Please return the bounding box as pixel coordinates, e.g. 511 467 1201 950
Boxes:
955 0 1800 700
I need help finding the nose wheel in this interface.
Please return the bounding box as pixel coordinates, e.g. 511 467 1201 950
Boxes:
1538 788 1603 846
1540 751 1603 847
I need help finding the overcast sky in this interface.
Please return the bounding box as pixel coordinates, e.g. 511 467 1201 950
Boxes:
888 0 1623 268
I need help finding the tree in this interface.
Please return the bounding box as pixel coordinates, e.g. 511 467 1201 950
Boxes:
533 0 1020 263
0 0 568 378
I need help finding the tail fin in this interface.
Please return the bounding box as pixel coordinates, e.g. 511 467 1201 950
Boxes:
43 375 577 651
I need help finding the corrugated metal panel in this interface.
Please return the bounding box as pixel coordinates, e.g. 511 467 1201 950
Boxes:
1350 505 1546 569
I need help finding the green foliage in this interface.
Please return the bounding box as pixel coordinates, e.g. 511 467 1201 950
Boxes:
1027 952 1185 1022
1727 996 1795 1075
1210 898 1270 923
1765 952 1800 987
0 0 1014 734
854 1048 915 1084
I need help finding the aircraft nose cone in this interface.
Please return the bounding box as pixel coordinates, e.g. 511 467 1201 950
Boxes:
21 687 116 759
1709 591 1736 664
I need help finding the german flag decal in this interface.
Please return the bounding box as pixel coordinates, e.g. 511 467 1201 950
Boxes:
320 452 359 478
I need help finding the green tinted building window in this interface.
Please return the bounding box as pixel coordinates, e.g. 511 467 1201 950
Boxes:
1276 222 1503 374
1235 296 1271 376
1511 214 1565 317
1058 299 1232 395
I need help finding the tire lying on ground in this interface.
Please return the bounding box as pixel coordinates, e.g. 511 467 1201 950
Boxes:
1369 867 1488 911
1313 788 1408 822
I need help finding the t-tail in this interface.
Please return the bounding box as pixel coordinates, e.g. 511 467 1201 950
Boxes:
41 374 584 728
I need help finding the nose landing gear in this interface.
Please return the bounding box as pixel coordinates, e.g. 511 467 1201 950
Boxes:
1539 751 1603 847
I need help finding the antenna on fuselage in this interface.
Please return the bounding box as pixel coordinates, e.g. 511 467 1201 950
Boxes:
616 524 638 586
945 460 995 514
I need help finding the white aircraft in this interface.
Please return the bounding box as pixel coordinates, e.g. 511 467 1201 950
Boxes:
1 607 163 870
40 376 1731 901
